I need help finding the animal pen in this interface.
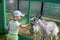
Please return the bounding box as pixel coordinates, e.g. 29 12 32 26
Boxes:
0 0 60 40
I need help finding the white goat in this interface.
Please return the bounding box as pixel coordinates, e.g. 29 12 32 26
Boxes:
30 17 59 40
38 19 59 40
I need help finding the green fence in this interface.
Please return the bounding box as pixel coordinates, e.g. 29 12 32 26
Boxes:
7 0 60 20
42 3 60 20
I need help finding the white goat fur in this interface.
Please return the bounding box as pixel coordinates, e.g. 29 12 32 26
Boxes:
33 19 59 40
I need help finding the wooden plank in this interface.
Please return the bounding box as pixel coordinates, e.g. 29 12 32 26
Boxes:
41 16 60 22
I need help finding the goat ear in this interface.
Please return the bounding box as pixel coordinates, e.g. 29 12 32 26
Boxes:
39 17 41 19
36 15 40 19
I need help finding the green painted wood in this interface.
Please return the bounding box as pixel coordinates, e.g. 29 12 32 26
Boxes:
18 34 33 40
0 0 4 34
20 19 28 24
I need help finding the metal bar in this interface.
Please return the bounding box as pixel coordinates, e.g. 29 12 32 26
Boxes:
3 0 6 31
39 2 44 19
28 0 31 23
17 0 19 10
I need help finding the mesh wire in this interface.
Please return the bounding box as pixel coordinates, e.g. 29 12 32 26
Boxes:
43 3 60 20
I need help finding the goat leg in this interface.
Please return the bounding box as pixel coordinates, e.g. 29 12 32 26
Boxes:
50 36 53 40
